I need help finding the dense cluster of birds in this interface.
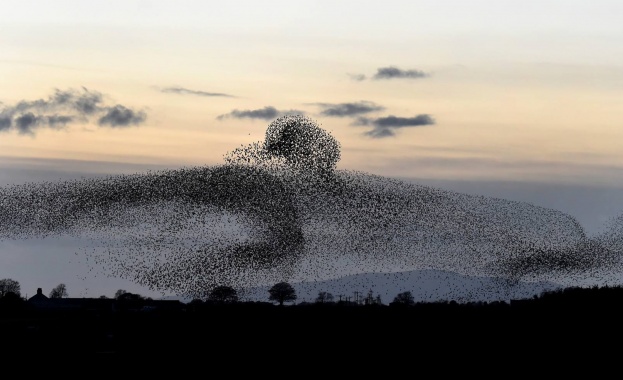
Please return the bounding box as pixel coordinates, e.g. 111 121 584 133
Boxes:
1 115 622 299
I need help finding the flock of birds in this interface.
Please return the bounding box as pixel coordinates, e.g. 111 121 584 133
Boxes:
1 115 622 299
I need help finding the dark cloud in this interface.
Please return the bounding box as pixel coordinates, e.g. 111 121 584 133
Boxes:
217 106 305 121
0 116 11 131
0 87 147 135
364 114 435 127
70 89 105 115
160 86 234 98
313 101 385 117
13 99 47 113
354 114 435 138
218 106 278 120
372 66 429 80
15 112 41 134
12 88 104 115
98 105 147 127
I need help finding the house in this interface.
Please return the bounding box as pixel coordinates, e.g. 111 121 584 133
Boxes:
27 288 50 306
27 287 116 315
26 287 184 315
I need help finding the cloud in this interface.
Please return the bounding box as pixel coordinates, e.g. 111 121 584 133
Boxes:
354 114 435 138
70 89 104 115
0 116 12 131
365 128 396 138
0 87 147 136
348 73 366 81
218 106 278 120
13 113 73 135
15 113 41 135
160 86 234 98
46 115 74 127
372 66 429 80
98 105 147 127
217 106 305 121
313 101 385 117
11 88 104 115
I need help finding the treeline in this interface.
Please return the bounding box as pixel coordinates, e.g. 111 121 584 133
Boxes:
2 282 622 353
4 278 623 311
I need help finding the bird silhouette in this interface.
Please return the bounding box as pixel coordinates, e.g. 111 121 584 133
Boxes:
0 115 619 301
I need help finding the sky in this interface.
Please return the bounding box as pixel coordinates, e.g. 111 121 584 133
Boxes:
1 0 623 299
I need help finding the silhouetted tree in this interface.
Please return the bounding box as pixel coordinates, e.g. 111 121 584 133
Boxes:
115 292 146 313
0 291 25 314
117 292 145 301
114 289 128 299
49 283 68 298
0 278 21 298
315 291 334 303
268 282 297 306
392 291 415 306
207 285 239 304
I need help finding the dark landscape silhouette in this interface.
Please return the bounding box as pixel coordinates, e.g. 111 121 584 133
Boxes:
0 280 620 353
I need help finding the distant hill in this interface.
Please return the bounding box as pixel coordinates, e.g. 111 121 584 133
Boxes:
164 269 562 304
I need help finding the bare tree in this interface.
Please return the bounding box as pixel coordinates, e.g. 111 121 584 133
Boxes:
0 278 21 298
49 283 68 298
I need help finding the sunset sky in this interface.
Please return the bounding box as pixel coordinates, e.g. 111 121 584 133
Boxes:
2 1 623 299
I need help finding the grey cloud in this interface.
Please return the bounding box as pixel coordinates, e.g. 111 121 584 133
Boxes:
354 114 435 138
70 89 104 115
219 106 278 120
373 66 429 80
161 86 234 98
13 99 48 113
314 101 385 117
47 115 74 127
0 87 147 135
50 89 74 104
348 73 366 81
98 105 147 127
217 106 305 121
0 116 11 131
365 128 396 138
15 112 41 134
365 114 435 127
12 88 104 115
